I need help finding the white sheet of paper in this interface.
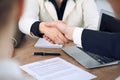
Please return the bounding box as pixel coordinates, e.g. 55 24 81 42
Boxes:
34 38 63 48
20 58 96 80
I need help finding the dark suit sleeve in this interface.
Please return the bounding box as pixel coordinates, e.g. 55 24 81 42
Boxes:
30 21 44 38
82 29 120 59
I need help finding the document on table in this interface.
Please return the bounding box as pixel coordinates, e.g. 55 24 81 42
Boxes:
34 38 63 48
20 58 96 80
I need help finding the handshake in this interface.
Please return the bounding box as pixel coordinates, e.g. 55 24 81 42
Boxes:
39 21 76 44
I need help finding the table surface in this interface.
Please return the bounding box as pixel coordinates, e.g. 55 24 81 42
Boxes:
13 36 120 80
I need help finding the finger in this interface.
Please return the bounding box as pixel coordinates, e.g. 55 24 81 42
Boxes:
54 34 67 44
54 38 64 44
43 35 52 43
44 34 63 44
43 35 49 40
43 35 49 41
43 29 60 44
58 33 69 44
43 35 46 39
47 38 51 42
47 38 55 44
45 36 55 43
44 37 49 41
50 40 55 44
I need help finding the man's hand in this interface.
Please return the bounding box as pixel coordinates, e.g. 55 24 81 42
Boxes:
39 22 68 44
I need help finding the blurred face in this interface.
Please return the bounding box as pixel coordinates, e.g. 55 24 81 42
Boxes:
108 0 120 19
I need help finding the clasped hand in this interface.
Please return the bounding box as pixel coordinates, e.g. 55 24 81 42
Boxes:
39 21 75 44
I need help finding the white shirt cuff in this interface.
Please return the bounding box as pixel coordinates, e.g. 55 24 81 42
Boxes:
73 27 83 48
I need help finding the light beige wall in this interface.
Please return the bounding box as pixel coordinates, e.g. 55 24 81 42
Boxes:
95 0 113 12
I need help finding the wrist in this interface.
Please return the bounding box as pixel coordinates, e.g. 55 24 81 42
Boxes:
39 22 45 34
65 26 75 40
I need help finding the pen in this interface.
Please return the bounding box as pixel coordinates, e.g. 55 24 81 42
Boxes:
33 52 61 56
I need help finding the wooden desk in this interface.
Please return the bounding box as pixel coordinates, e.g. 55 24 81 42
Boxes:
13 36 120 80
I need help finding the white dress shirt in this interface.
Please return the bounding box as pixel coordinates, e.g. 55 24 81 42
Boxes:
73 27 83 47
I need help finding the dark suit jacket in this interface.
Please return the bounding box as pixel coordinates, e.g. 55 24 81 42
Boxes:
82 29 120 60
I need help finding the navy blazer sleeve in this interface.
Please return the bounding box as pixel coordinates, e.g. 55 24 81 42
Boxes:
82 29 120 59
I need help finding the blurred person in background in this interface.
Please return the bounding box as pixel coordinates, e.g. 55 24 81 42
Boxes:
0 0 35 80
0 0 24 58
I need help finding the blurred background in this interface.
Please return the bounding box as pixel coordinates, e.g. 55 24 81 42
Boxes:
96 0 113 12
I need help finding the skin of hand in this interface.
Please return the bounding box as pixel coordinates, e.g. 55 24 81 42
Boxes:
43 35 55 44
39 22 69 44
45 21 76 40
43 21 76 44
